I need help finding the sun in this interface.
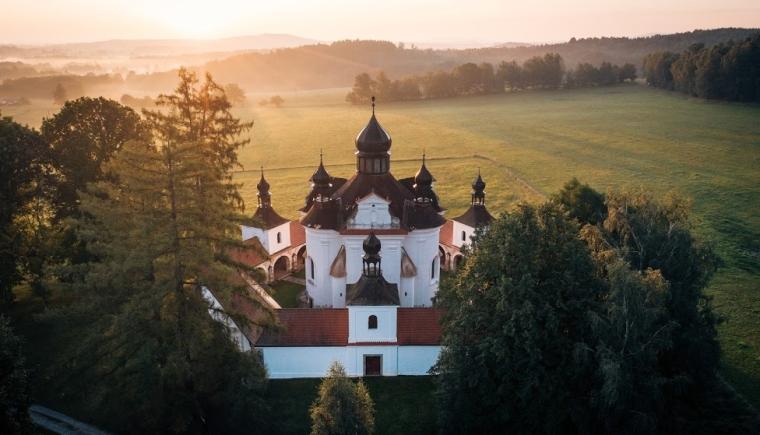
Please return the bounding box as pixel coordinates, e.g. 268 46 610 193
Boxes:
154 0 232 39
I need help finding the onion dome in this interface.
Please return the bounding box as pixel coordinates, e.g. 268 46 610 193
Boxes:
257 167 270 194
471 169 486 206
355 97 392 154
472 170 486 193
414 153 434 186
310 151 331 186
363 232 382 259
257 167 272 208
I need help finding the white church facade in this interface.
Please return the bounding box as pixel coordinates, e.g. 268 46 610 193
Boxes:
219 98 495 378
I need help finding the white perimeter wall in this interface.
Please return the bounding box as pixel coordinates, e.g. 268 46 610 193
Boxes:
261 345 441 378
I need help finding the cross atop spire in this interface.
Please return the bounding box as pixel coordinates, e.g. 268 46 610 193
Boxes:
371 96 376 115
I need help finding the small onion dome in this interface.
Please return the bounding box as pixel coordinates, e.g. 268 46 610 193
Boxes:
310 154 331 187
414 158 434 186
363 232 382 258
257 168 270 195
472 171 486 194
355 98 392 154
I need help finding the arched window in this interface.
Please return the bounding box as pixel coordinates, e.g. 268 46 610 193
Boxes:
276 232 282 243
461 230 466 241
368 315 378 329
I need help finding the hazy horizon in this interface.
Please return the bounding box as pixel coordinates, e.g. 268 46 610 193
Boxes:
2 0 759 46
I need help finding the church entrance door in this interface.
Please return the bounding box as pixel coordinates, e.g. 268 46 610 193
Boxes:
363 355 382 376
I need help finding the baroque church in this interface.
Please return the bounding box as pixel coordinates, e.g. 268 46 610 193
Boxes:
217 99 495 378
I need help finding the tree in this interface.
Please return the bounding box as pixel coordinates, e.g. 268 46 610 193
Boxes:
0 316 32 434
643 51 680 90
435 203 602 434
553 177 606 225
583 189 721 383
269 95 284 107
56 69 269 434
41 97 148 219
223 83 247 106
0 116 49 305
498 61 524 90
618 63 637 82
310 362 375 435
52 83 67 105
346 73 376 104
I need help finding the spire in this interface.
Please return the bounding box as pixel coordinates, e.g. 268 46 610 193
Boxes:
471 169 486 206
257 166 271 208
413 151 434 201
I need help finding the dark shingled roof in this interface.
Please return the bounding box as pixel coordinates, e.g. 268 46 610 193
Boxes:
346 275 400 306
256 309 348 346
300 199 342 230
301 177 347 213
252 206 289 230
331 172 414 222
402 200 447 230
452 205 495 228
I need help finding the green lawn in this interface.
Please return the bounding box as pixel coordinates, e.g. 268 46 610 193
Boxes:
269 280 304 308
268 376 437 435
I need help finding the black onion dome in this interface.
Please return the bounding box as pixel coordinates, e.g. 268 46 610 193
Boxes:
257 169 270 194
363 232 382 257
310 155 331 186
356 114 392 154
472 172 486 193
414 160 434 186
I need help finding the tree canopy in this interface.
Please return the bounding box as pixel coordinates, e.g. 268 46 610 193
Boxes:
435 184 758 434
310 362 375 435
49 69 269 434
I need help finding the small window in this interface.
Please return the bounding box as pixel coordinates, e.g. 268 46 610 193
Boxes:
276 232 282 243
309 258 315 279
461 230 466 241
368 315 378 329
431 258 437 279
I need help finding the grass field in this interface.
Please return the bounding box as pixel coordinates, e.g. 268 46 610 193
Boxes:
224 84 760 407
4 84 759 414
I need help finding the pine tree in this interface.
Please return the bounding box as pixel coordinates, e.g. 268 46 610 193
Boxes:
56 69 269 434
310 362 375 435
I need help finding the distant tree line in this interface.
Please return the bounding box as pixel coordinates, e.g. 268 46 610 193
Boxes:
347 54 636 103
643 33 760 101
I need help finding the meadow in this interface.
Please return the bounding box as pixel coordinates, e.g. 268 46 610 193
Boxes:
228 84 760 406
3 83 759 411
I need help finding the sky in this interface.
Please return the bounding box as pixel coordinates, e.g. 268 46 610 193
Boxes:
2 0 759 45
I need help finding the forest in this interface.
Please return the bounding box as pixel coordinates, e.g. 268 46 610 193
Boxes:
345 54 637 103
643 33 760 101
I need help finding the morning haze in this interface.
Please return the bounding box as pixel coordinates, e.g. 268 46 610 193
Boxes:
1 2 759 435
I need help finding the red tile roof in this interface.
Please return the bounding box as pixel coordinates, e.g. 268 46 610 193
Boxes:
397 308 444 345
254 307 444 347
256 309 348 346
290 221 306 247
439 220 454 246
229 237 268 267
